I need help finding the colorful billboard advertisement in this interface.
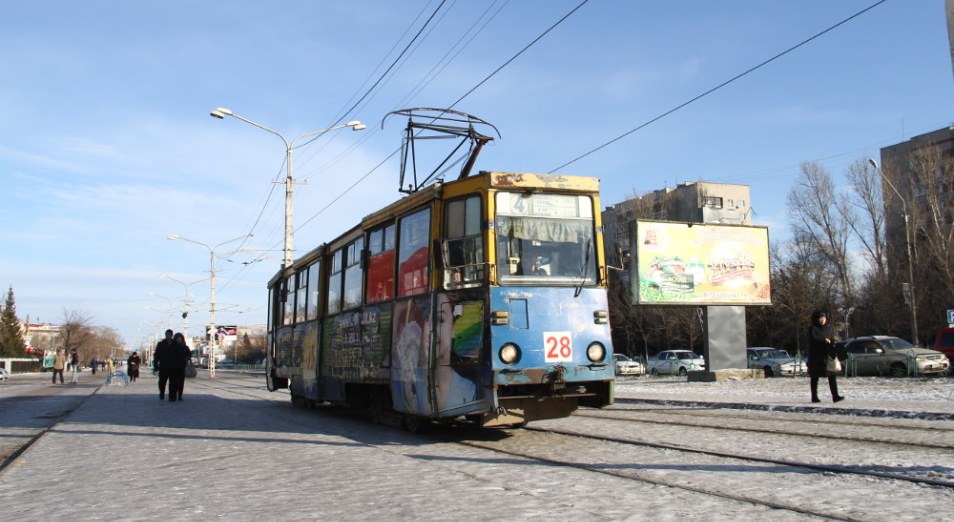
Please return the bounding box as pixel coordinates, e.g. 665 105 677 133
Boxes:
631 220 771 305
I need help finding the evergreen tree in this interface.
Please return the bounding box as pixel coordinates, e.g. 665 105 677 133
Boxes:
0 286 26 357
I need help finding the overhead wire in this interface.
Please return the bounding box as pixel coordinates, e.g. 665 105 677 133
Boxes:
298 0 508 184
547 0 889 173
290 0 591 242
218 0 455 284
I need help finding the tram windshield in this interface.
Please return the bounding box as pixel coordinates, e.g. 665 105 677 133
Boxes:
495 192 597 286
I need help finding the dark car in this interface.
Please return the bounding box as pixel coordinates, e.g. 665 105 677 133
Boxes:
835 336 950 377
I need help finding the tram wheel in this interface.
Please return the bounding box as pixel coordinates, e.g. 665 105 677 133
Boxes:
403 415 426 434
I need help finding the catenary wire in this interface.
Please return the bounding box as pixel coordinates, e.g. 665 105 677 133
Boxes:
547 0 889 173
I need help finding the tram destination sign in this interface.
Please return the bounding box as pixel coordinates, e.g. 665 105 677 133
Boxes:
630 220 771 306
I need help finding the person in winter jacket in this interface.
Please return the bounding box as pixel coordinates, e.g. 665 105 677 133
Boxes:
807 310 845 403
153 329 176 401
52 349 66 384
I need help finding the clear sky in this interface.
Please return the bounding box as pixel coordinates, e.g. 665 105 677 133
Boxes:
2 0 951 349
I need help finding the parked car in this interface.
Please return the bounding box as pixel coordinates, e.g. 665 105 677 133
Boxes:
746 347 801 377
613 353 645 376
647 350 705 376
835 336 950 377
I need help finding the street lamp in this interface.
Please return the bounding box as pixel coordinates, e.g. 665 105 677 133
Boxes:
210 107 365 268
159 273 210 339
869 158 919 344
167 233 252 378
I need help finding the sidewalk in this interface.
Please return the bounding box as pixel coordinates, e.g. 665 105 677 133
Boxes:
3 372 615 521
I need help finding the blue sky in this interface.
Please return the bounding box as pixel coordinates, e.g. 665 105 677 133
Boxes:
2 0 951 349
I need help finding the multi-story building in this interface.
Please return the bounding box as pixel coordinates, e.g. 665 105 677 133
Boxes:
878 125 954 256
602 181 752 267
878 125 954 340
22 323 63 353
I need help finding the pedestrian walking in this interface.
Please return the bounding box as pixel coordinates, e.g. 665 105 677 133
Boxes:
52 349 66 384
807 310 845 403
90 357 98 375
154 329 175 401
105 357 115 384
69 349 80 384
170 332 191 402
127 351 141 383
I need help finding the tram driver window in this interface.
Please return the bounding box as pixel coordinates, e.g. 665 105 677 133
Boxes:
494 192 597 286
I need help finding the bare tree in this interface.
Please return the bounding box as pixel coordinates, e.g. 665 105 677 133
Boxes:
60 308 95 360
903 147 954 338
787 161 855 310
844 158 887 279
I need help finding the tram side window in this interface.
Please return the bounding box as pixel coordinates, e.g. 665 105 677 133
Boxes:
327 249 343 315
366 224 396 304
295 270 308 323
397 208 431 297
268 286 277 333
343 237 364 310
307 261 321 320
282 274 295 325
442 195 484 289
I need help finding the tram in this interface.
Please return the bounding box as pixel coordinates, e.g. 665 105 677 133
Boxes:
264 111 614 429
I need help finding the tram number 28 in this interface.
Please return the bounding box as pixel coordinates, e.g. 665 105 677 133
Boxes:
544 331 573 362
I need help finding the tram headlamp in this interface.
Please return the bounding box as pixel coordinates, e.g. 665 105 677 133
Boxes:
586 342 606 363
499 343 521 364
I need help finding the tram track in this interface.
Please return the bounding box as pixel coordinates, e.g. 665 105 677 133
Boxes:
573 408 954 451
193 375 954 519
440 424 953 522
450 432 862 522
522 425 954 488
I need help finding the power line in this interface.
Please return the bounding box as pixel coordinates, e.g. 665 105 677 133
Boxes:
291 0 591 240
447 0 588 111
548 0 889 173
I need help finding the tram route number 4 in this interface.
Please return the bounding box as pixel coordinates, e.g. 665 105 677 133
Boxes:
544 331 573 362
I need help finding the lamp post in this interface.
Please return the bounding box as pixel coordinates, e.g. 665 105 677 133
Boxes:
159 273 210 339
869 159 919 344
167 233 252 378
210 107 365 268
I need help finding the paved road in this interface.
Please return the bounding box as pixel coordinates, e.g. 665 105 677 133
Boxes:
1 371 951 521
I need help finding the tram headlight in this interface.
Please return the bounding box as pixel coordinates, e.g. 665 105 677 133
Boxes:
586 342 606 363
499 343 521 364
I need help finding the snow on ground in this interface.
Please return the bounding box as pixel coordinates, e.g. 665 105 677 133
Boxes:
613 374 954 418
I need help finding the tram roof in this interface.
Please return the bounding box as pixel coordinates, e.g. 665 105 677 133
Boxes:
268 170 600 286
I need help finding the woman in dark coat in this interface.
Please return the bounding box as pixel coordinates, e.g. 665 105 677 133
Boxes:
127 352 141 383
170 333 191 402
807 310 845 403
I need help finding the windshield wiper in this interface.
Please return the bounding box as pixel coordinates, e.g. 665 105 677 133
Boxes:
574 239 592 298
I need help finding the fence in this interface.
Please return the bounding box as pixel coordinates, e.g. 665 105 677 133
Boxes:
0 357 41 374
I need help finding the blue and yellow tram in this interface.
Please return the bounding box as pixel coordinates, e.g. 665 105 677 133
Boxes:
266 171 614 428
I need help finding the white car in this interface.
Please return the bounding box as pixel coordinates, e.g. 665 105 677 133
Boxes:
613 354 644 376
647 350 705 376
747 347 801 377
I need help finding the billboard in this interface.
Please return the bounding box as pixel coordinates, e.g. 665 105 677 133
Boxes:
631 220 771 305
206 325 238 345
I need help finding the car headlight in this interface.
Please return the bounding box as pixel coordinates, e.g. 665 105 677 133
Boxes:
915 355 927 362
499 343 521 364
587 342 606 362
